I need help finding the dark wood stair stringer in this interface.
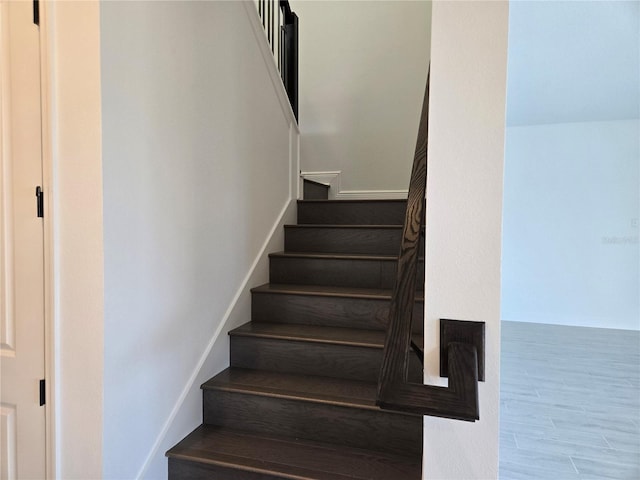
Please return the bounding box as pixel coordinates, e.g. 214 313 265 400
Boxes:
167 199 424 479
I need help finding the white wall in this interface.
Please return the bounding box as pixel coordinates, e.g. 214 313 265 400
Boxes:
291 0 431 197
506 0 639 126
502 0 640 331
502 119 640 330
43 1 104 477
423 1 508 479
100 2 298 479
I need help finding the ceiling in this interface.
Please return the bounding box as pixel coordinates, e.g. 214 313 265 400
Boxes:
506 0 640 126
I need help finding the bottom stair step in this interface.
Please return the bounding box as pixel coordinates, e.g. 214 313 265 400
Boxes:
167 425 422 480
202 367 423 457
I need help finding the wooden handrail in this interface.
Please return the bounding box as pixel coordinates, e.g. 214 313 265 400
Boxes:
376 68 480 421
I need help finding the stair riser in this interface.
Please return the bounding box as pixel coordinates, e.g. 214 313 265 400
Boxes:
303 180 330 200
203 390 423 457
252 292 424 334
269 256 425 289
230 336 422 383
297 201 407 225
169 458 283 480
285 227 425 256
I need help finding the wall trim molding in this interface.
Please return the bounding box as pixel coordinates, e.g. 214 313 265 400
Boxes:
300 170 341 186
0 0 15 355
291 125 301 200
501 315 640 332
300 171 408 200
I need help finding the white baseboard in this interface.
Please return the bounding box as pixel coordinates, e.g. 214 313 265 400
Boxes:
135 199 296 479
336 190 408 200
501 314 640 331
300 171 408 200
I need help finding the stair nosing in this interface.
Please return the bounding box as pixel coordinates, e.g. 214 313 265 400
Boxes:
200 368 421 416
251 283 425 302
269 251 417 261
229 323 423 357
169 450 343 480
168 451 308 479
269 251 425 262
229 325 385 349
203 380 381 412
284 224 404 229
297 199 407 203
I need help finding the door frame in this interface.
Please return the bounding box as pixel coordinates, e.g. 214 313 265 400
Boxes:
37 2 105 477
37 2 55 478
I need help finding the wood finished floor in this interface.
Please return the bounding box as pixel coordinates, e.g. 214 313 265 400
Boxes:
500 321 640 479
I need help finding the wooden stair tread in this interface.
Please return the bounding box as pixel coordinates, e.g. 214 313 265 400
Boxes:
284 224 404 229
269 251 401 261
203 367 390 411
230 322 423 349
252 283 425 301
167 425 421 480
270 251 425 263
297 199 407 204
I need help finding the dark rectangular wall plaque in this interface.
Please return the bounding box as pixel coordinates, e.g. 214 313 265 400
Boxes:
440 319 485 381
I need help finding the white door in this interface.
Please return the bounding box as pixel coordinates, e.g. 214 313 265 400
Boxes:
0 0 46 478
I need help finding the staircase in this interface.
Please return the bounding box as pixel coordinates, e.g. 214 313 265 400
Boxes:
166 196 425 479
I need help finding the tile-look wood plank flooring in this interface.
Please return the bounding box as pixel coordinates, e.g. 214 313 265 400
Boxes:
500 321 640 479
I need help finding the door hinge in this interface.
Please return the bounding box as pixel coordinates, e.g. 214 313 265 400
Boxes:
33 0 39 26
36 186 43 218
39 379 45 406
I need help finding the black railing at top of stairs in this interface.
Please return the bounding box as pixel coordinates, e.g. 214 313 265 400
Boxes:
257 0 298 120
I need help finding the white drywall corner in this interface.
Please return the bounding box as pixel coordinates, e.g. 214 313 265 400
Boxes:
45 1 105 477
422 1 509 479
